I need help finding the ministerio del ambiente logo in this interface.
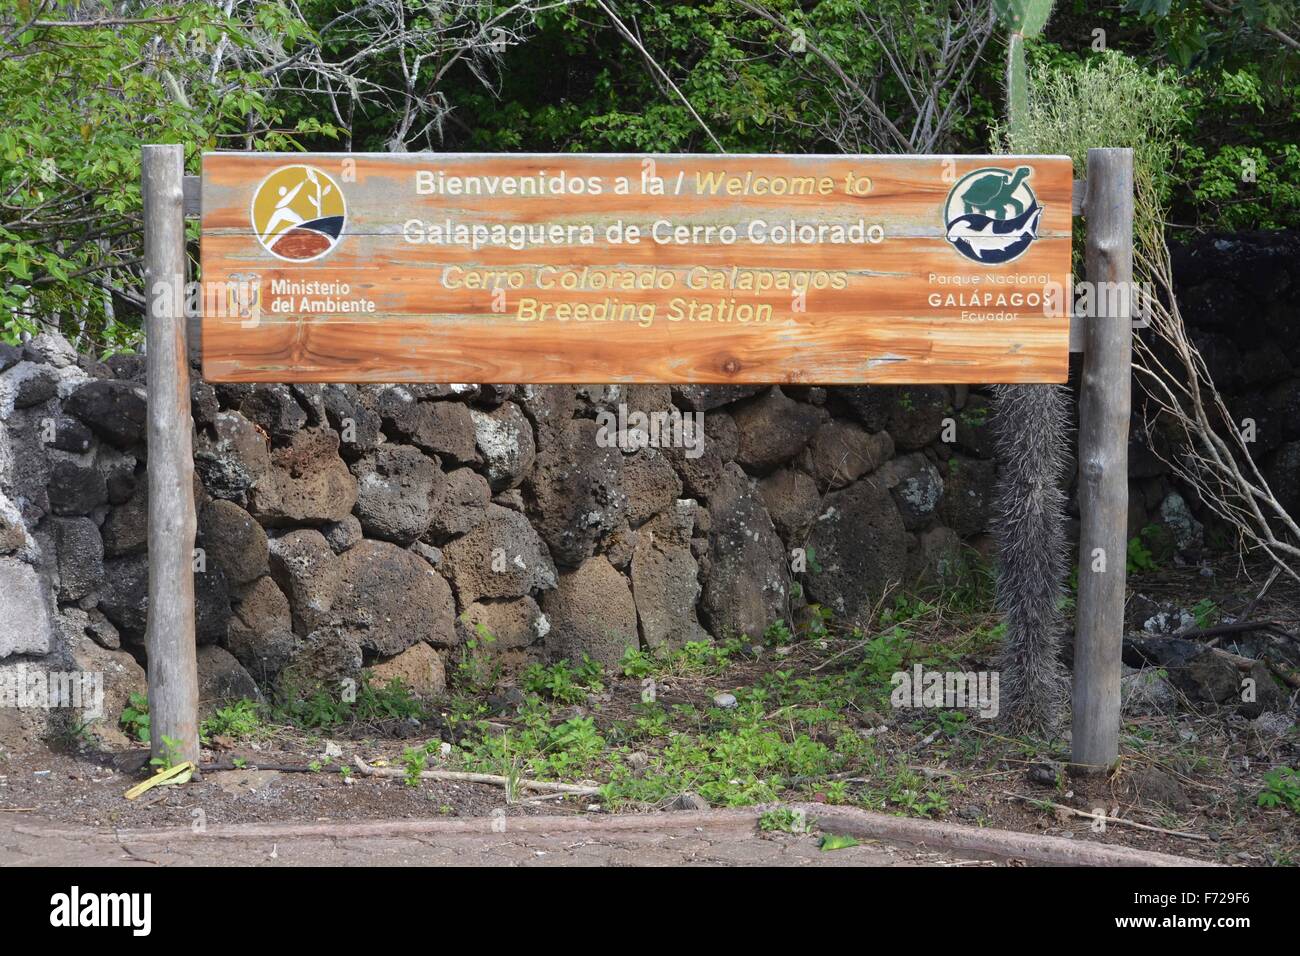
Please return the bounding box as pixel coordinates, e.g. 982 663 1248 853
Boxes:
251 164 346 262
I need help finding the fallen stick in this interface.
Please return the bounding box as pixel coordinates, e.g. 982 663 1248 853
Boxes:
351 755 600 795
1001 791 1209 842
1238 565 1281 621
1176 620 1289 641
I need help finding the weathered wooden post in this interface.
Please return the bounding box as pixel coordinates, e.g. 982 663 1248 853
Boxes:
142 144 200 765
1072 147 1134 772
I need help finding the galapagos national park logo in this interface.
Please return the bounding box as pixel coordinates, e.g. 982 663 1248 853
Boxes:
251 164 346 261
943 165 1042 265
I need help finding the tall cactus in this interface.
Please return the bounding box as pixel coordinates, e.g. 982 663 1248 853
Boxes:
998 0 1053 134
989 0 1072 735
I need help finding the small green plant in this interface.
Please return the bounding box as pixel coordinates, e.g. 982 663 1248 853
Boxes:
521 656 604 704
200 698 262 741
824 779 850 805
402 746 427 787
232 757 248 769
764 619 793 645
1126 534 1157 573
1190 598 1219 630
150 735 184 771
1258 767 1300 814
759 806 808 832
620 647 657 679
804 604 833 640
936 709 968 736
1127 524 1176 574
339 765 352 780
678 641 732 675
456 618 501 694
274 675 427 730
120 692 150 745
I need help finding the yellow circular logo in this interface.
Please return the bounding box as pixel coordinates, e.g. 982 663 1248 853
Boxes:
250 165 346 261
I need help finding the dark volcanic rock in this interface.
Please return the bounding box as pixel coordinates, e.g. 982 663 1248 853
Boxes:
731 388 826 474
700 464 788 640
542 555 640 665
938 455 996 538
472 402 535 491
249 427 357 526
195 410 271 507
441 503 557 605
268 529 339 635
805 476 912 626
51 516 104 601
199 498 268 585
758 468 820 546
524 418 625 567
329 540 457 654
427 467 491 541
235 384 307 442
630 533 708 650
804 421 892 490
48 457 107 515
349 444 441 544
64 380 147 448
622 447 682 527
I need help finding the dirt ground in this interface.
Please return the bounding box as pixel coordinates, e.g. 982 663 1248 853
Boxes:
0 807 1008 867
1 557 1295 867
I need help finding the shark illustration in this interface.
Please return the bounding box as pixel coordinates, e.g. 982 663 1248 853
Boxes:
944 202 1043 264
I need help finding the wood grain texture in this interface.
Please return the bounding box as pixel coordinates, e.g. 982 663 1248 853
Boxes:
200 153 1073 383
143 144 201 766
1072 148 1134 773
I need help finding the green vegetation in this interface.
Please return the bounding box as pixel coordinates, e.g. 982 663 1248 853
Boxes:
425 575 994 815
0 1 329 349
1126 522 1180 574
200 698 263 741
1258 767 1300 814
119 691 151 745
1046 0 1300 230
150 734 184 771
521 655 605 704
454 618 501 695
401 747 427 788
759 806 809 832
11 0 1293 354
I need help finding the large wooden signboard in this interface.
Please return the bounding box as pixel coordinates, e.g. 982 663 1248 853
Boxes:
200 153 1072 384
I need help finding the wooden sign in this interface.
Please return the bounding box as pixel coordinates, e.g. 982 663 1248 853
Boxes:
200 153 1073 384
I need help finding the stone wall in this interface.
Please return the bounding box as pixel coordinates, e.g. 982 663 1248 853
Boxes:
2 229 1295 749
1 337 983 746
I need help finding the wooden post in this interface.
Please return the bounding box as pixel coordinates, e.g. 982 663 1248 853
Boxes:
1072 148 1134 772
142 144 200 765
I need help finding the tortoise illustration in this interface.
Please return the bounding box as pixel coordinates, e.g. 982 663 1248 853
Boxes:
961 166 1032 218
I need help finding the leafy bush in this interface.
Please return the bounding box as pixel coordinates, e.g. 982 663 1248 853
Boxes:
0 2 323 350
200 698 263 740
119 691 150 744
1258 767 1300 814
